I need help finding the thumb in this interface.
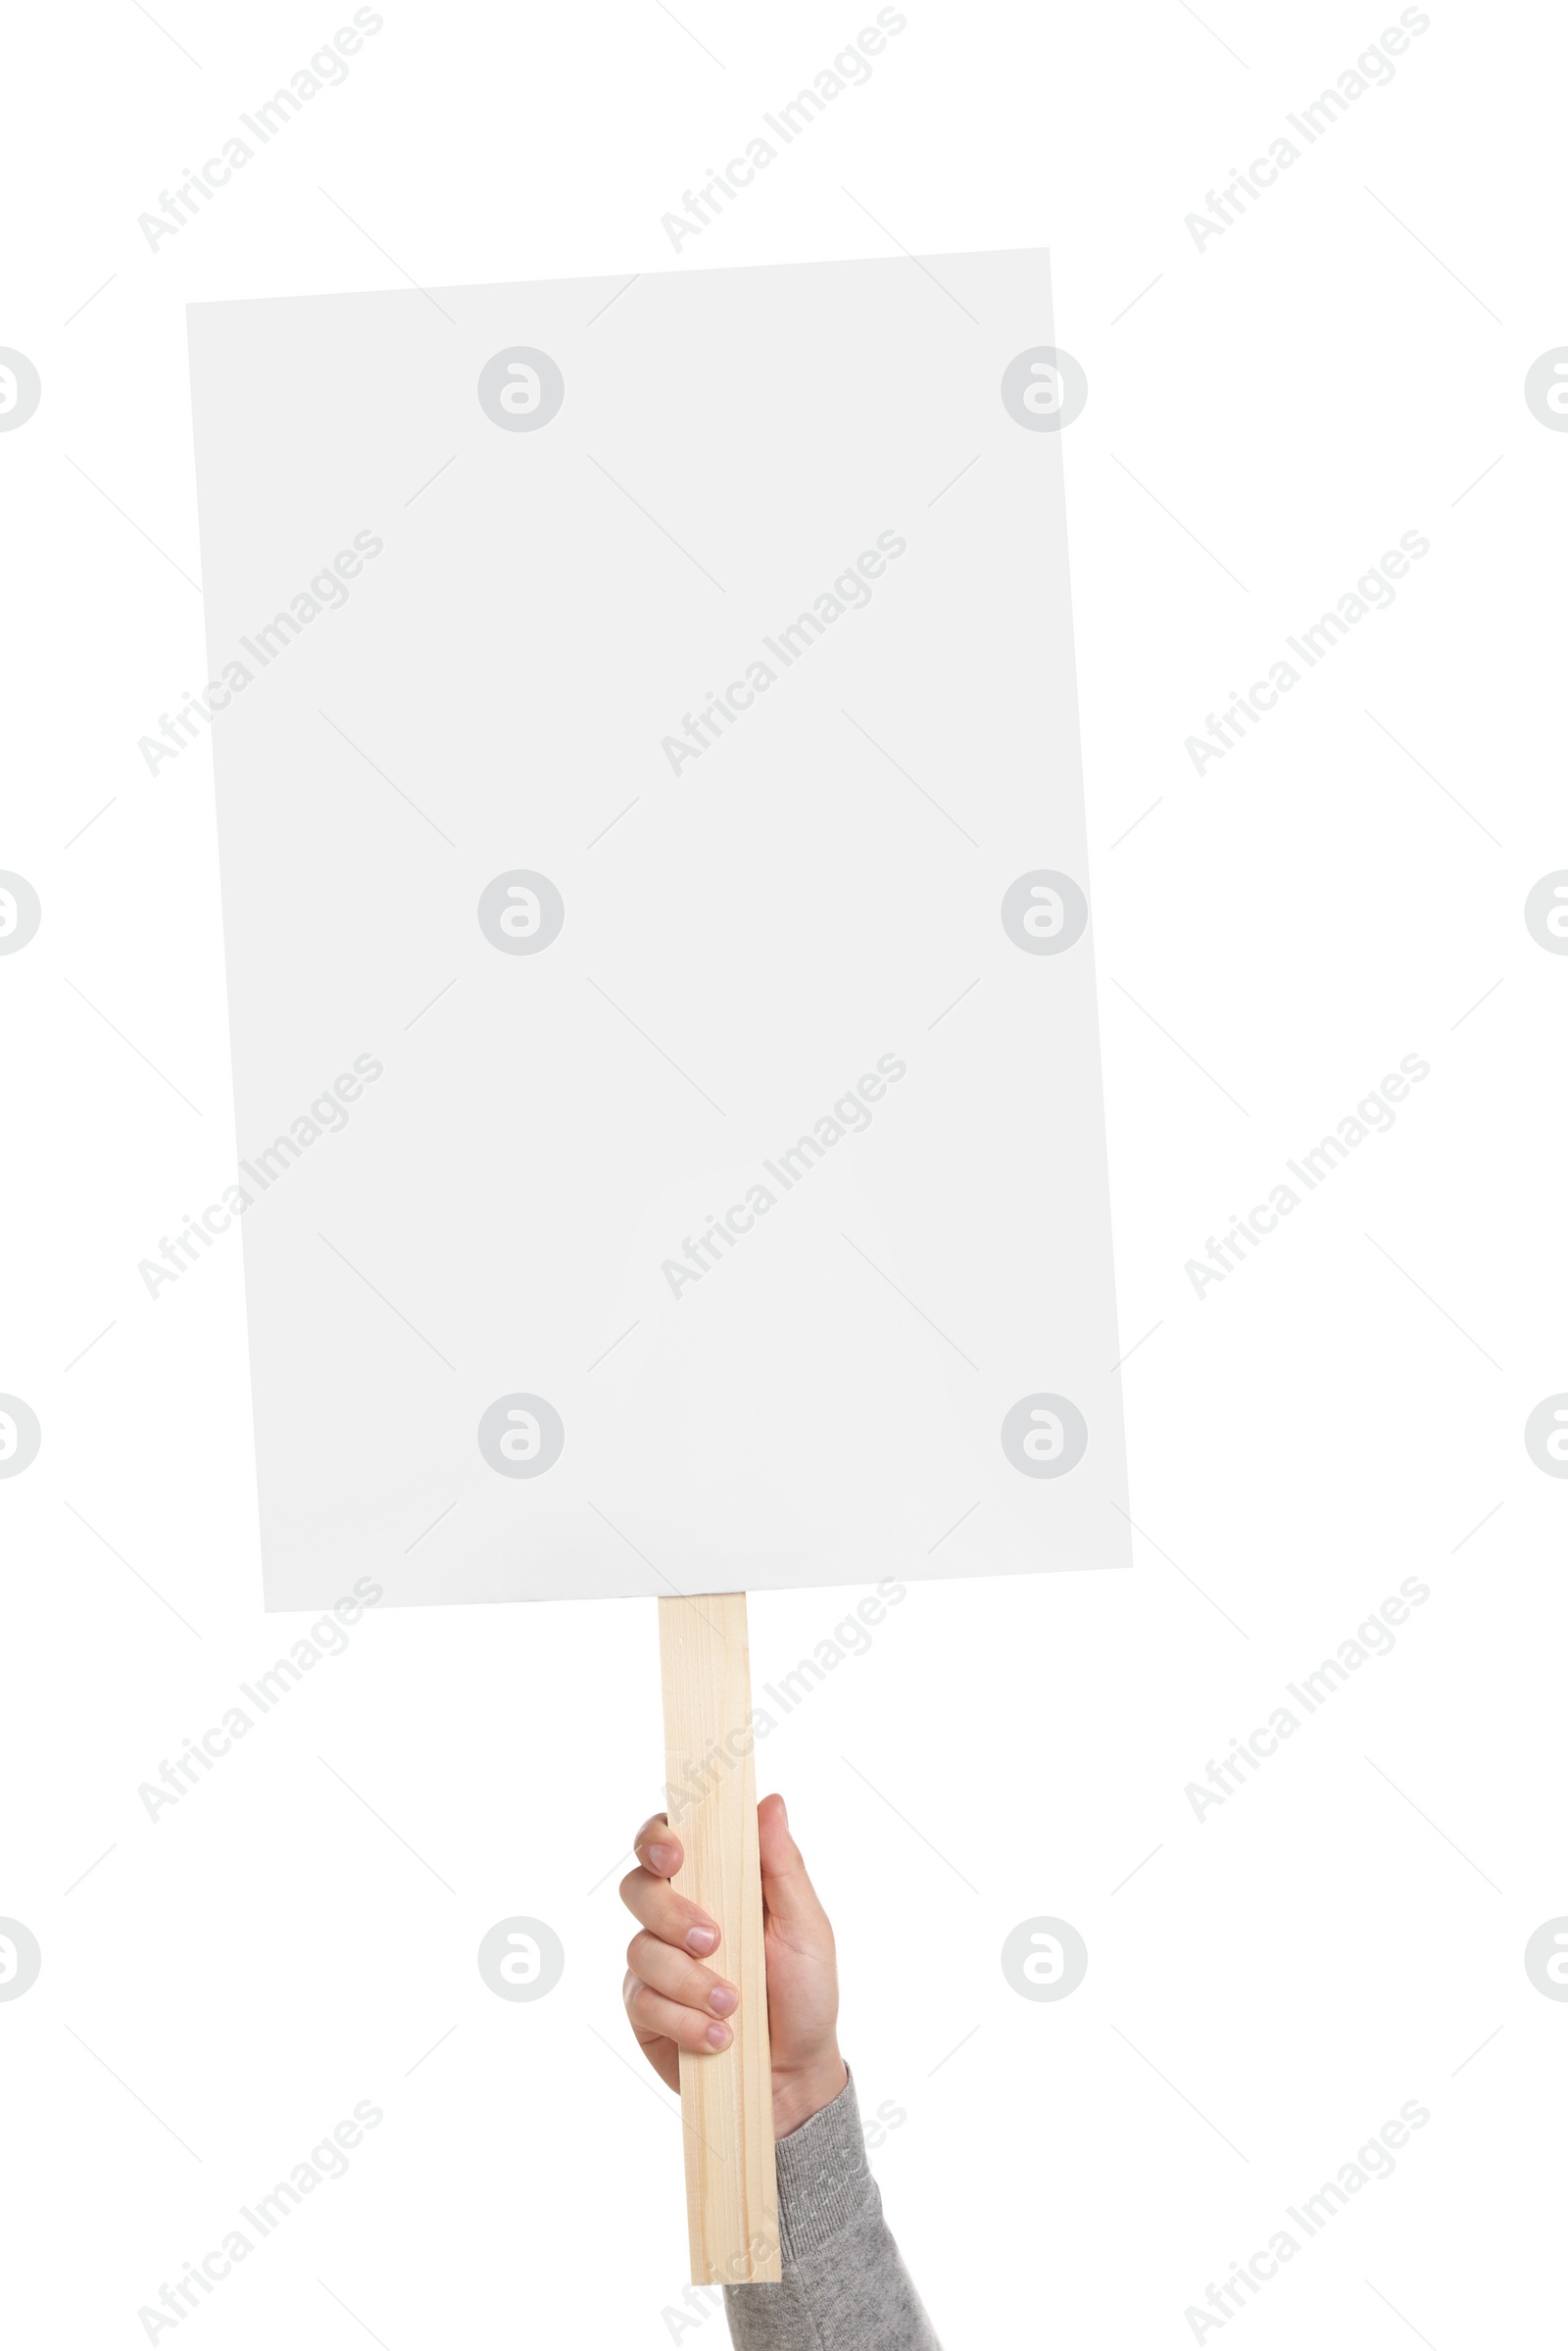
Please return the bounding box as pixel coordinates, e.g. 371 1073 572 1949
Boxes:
757 1794 832 1942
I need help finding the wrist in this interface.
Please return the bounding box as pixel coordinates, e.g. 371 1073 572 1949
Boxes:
771 2049 849 2140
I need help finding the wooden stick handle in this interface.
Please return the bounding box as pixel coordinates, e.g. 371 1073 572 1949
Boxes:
657 1592 780 2285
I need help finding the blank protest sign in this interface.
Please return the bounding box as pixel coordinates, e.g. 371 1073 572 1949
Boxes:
187 249 1129 1608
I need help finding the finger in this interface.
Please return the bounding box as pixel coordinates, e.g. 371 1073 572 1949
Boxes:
620 1975 680 2093
757 1794 834 1943
632 1813 683 1878
618 1866 721 1957
626 1930 738 2021
624 1972 734 2053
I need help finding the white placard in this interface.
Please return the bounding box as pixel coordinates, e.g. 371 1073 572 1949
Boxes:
187 249 1128 1606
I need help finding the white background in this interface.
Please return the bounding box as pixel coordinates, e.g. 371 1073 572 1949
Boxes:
2 3 1564 2345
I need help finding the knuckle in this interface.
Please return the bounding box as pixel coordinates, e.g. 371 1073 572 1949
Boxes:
623 1976 654 2025
681 1957 716 2005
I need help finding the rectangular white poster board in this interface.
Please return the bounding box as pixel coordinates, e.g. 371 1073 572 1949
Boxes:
187 248 1128 1609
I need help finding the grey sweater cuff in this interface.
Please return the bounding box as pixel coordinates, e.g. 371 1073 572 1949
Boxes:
722 2070 944 2351
771 2071 875 2262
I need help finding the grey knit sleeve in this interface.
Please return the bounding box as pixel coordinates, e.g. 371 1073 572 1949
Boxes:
722 2073 943 2351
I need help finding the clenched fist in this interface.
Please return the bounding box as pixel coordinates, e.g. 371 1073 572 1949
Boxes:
619 1792 849 2139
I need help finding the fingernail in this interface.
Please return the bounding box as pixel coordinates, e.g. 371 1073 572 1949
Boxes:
685 1924 717 1955
649 1842 678 1873
708 1984 737 2016
706 2021 732 2049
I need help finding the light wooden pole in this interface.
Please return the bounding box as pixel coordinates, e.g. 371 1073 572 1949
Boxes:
658 1592 780 2284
